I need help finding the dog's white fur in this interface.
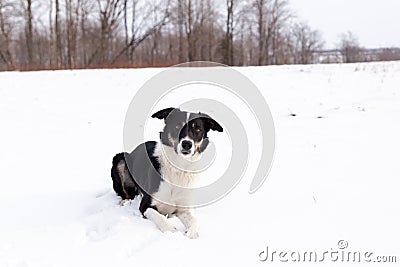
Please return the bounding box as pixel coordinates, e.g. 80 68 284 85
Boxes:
147 142 199 238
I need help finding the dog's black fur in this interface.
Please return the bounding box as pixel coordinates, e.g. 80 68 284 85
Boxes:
110 142 161 215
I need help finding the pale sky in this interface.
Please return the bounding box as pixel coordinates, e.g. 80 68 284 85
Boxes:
289 0 400 49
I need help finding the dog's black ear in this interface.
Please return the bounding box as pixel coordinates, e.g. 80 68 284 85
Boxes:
201 113 223 132
151 108 175 120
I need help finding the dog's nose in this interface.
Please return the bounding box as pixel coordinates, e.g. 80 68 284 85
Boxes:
181 140 193 150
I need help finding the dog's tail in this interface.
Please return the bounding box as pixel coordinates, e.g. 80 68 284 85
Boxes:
111 153 140 200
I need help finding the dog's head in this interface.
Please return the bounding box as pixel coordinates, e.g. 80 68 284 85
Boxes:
152 107 223 158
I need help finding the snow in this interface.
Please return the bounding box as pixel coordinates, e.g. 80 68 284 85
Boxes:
0 62 399 266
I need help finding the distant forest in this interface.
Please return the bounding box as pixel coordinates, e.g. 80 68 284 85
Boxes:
0 0 399 71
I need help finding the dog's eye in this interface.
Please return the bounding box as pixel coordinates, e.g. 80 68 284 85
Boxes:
195 128 201 133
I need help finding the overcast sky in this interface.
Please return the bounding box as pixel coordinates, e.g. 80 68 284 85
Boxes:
289 0 400 49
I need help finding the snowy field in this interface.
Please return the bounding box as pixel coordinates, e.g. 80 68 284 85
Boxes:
0 62 399 266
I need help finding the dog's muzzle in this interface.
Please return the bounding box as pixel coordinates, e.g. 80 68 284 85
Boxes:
179 139 194 156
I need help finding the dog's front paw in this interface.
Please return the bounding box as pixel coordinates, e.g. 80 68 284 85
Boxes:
185 229 199 239
160 225 177 233
119 199 130 206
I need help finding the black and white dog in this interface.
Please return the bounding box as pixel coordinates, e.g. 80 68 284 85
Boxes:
111 107 223 238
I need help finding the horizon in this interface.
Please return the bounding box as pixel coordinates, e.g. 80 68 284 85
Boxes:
290 0 400 49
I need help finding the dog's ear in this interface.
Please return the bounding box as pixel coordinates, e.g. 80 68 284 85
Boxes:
201 113 223 132
151 108 175 120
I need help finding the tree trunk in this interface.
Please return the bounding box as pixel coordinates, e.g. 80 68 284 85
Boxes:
177 0 184 62
55 0 62 68
186 0 194 61
0 1 14 69
65 0 72 68
225 0 234 65
26 0 34 66
80 2 87 66
49 0 54 68
256 0 265 66
123 0 129 62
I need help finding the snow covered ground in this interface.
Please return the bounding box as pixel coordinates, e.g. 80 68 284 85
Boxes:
0 62 399 266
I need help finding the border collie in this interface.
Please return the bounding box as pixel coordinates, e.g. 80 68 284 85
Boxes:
111 107 223 238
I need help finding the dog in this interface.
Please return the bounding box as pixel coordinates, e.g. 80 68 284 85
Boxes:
111 107 223 238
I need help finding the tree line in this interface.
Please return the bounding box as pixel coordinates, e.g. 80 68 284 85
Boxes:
0 0 388 71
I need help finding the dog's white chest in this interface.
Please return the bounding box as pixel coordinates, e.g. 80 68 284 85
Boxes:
151 143 199 215
152 169 196 215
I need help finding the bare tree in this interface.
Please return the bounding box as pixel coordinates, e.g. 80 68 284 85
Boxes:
65 0 80 68
222 0 234 65
292 22 323 64
377 48 400 62
268 0 290 64
177 0 184 62
49 0 54 68
252 0 291 65
78 0 92 67
171 0 217 62
183 0 195 61
92 0 124 64
205 0 218 62
111 0 170 64
254 0 266 65
339 31 364 63
0 0 15 69
123 0 128 52
122 0 139 63
55 0 62 68
24 0 34 66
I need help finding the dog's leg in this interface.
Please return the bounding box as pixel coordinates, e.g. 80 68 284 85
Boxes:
144 208 177 233
176 209 199 239
119 199 130 206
